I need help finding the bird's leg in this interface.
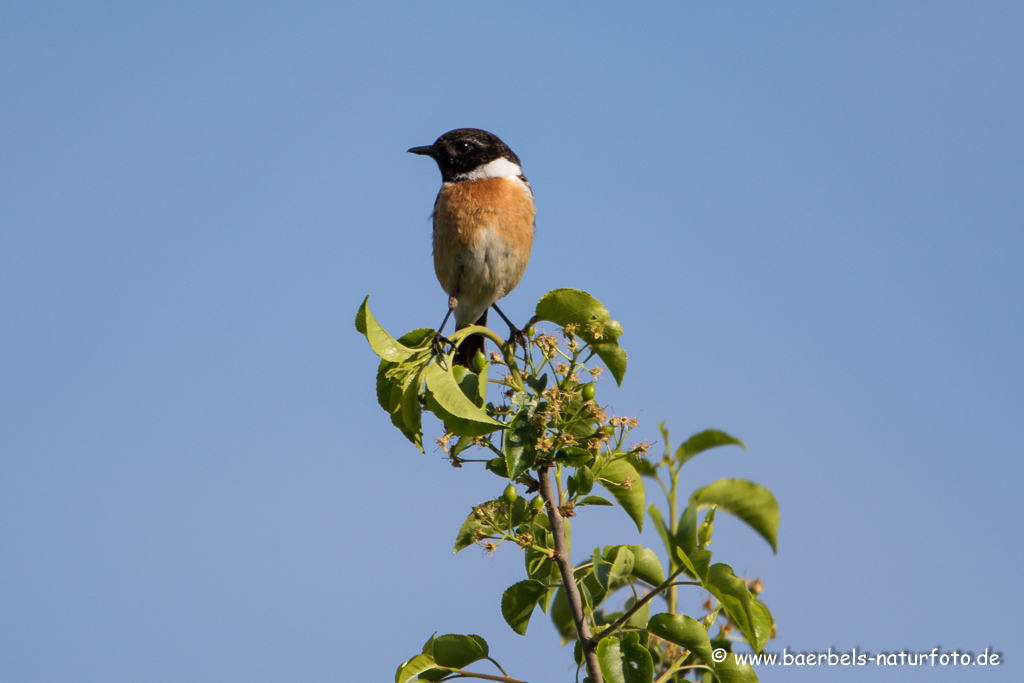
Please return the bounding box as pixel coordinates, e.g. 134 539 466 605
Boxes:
491 304 531 352
432 297 457 357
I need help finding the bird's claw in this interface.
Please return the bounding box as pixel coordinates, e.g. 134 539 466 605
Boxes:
432 331 455 358
507 327 528 352
507 316 536 353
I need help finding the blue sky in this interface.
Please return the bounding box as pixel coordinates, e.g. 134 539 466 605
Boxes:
2 3 1021 682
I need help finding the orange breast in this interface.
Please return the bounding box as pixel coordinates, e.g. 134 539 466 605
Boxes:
432 177 536 298
434 177 535 249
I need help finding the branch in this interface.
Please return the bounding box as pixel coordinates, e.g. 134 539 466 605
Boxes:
538 465 603 683
443 669 529 683
589 565 691 644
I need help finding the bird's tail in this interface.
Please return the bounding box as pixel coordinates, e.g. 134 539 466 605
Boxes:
453 310 487 368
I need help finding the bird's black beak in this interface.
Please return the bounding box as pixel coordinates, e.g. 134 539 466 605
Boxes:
407 145 435 157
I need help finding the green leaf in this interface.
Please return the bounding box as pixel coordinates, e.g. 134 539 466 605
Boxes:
535 288 611 325
607 546 635 586
632 457 658 477
423 360 505 437
624 597 650 629
577 495 614 507
372 328 438 450
452 365 485 408
394 653 444 683
449 434 475 459
647 613 716 671
356 297 417 363
485 456 509 478
453 507 487 554
690 479 779 553
596 632 654 683
549 586 575 642
624 545 665 586
703 563 771 653
708 652 759 683
432 634 489 669
555 445 594 467
682 549 712 582
524 372 548 394
675 498 698 556
396 328 437 350
575 464 595 496
533 289 627 386
594 546 635 589
749 599 774 653
525 544 553 578
598 459 646 532
702 606 723 632
648 613 757 682
376 360 397 413
400 369 424 451
504 397 539 480
658 422 670 449
676 430 746 467
501 580 548 635
587 326 628 387
647 505 675 562
420 632 436 655
524 544 559 614
381 367 422 450
453 498 530 554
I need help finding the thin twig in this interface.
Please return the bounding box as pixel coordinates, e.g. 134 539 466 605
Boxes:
485 656 511 678
538 465 603 683
589 565 690 644
444 668 529 683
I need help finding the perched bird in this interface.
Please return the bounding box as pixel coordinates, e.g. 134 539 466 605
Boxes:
408 128 536 367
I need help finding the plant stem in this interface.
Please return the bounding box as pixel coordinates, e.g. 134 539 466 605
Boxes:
589 565 689 644
654 663 712 683
455 325 526 390
538 465 603 683
667 461 679 615
444 668 528 683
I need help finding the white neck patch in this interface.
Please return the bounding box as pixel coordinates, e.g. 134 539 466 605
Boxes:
456 157 523 181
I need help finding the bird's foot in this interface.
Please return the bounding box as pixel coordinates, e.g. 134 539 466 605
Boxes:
507 326 528 352
507 316 537 353
432 331 455 359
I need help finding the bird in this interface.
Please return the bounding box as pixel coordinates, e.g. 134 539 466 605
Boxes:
408 128 536 367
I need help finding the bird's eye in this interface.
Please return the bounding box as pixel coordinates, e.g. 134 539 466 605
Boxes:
454 141 473 153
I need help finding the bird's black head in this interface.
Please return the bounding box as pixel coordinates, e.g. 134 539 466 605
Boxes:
408 128 522 182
